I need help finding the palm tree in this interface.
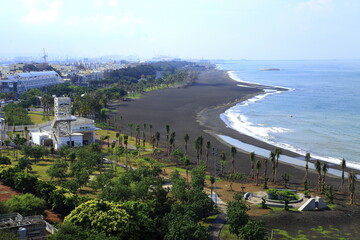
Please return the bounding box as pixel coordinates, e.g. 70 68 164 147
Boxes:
135 124 140 145
269 151 276 182
149 124 153 140
210 176 216 198
128 123 133 138
116 132 120 146
322 163 329 191
263 157 268 178
220 151 226 176
230 146 237 173
166 125 170 150
249 152 255 179
340 158 346 192
170 132 176 153
274 148 282 183
143 123 147 142
314 160 322 191
123 135 129 170
206 141 211 165
255 159 261 186
348 171 357 204
155 131 160 148
184 133 189 154
198 136 203 161
305 152 310 181
194 137 201 164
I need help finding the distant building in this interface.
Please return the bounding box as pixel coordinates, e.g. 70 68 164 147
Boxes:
1 71 63 94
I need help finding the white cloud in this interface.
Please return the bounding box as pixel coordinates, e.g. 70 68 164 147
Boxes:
20 0 63 24
296 0 334 13
108 0 119 7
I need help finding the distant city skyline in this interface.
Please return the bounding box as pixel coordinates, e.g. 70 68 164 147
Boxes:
1 0 359 60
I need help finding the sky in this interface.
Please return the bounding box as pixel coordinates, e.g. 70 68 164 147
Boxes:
0 0 359 60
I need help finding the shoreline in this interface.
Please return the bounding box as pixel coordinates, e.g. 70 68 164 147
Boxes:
198 70 360 176
110 69 358 189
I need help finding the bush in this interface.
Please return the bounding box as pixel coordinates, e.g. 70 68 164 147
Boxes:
5 194 46 216
240 220 267 240
0 156 11 165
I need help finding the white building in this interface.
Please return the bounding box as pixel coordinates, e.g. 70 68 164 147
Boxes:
30 97 98 149
1 71 63 93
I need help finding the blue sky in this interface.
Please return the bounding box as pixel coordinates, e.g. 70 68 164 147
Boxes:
1 0 359 59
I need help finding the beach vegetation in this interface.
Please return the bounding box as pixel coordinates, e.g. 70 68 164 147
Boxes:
340 158 346 192
230 146 237 173
255 159 261 186
249 151 255 179
304 153 310 181
348 171 357 204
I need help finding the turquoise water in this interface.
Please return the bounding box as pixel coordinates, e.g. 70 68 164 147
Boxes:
217 60 360 169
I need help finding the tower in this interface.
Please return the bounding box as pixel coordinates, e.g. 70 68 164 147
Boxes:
52 97 75 147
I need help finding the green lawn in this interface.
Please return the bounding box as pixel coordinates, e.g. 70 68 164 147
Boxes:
28 113 53 124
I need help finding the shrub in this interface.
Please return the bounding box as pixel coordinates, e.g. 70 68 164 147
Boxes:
6 194 46 216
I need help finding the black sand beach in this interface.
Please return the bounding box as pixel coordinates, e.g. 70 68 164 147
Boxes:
110 69 346 188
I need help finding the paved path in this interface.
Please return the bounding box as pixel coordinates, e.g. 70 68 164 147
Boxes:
207 192 227 240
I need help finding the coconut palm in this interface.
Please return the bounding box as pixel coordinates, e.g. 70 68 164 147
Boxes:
155 131 160 148
255 159 261 186
322 163 329 190
305 152 310 181
314 160 322 191
184 133 189 154
194 136 201 164
230 146 237 173
206 141 211 165
249 152 255 179
123 135 129 170
274 148 282 183
348 171 357 204
269 151 276 182
135 125 140 145
340 158 346 192
149 124 153 139
166 124 170 150
128 123 133 138
219 151 226 176
210 176 216 198
263 157 268 178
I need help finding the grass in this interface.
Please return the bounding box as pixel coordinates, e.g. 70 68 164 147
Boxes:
272 226 353 239
28 113 53 124
220 223 238 240
200 211 219 228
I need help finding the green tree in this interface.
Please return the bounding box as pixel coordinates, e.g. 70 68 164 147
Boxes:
0 156 11 165
164 213 208 240
184 133 189 154
47 159 68 181
64 199 130 236
227 199 249 238
274 148 282 183
282 173 290 188
17 157 32 173
322 163 329 192
240 220 267 240
210 176 216 198
6 193 46 216
48 223 118 240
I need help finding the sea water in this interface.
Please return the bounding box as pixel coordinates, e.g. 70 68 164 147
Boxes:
217 60 360 170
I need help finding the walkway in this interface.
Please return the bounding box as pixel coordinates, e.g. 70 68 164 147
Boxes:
207 191 227 240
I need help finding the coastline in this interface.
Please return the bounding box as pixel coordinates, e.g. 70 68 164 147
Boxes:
110 69 358 189
198 70 360 176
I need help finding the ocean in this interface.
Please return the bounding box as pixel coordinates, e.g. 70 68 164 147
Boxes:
217 60 360 170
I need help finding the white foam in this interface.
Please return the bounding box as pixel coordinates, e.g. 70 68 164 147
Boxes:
222 70 360 172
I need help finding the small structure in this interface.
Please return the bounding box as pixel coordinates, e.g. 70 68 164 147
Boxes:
298 196 327 211
30 96 98 149
0 212 57 239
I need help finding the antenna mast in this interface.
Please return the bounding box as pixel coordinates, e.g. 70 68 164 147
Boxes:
43 48 48 63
